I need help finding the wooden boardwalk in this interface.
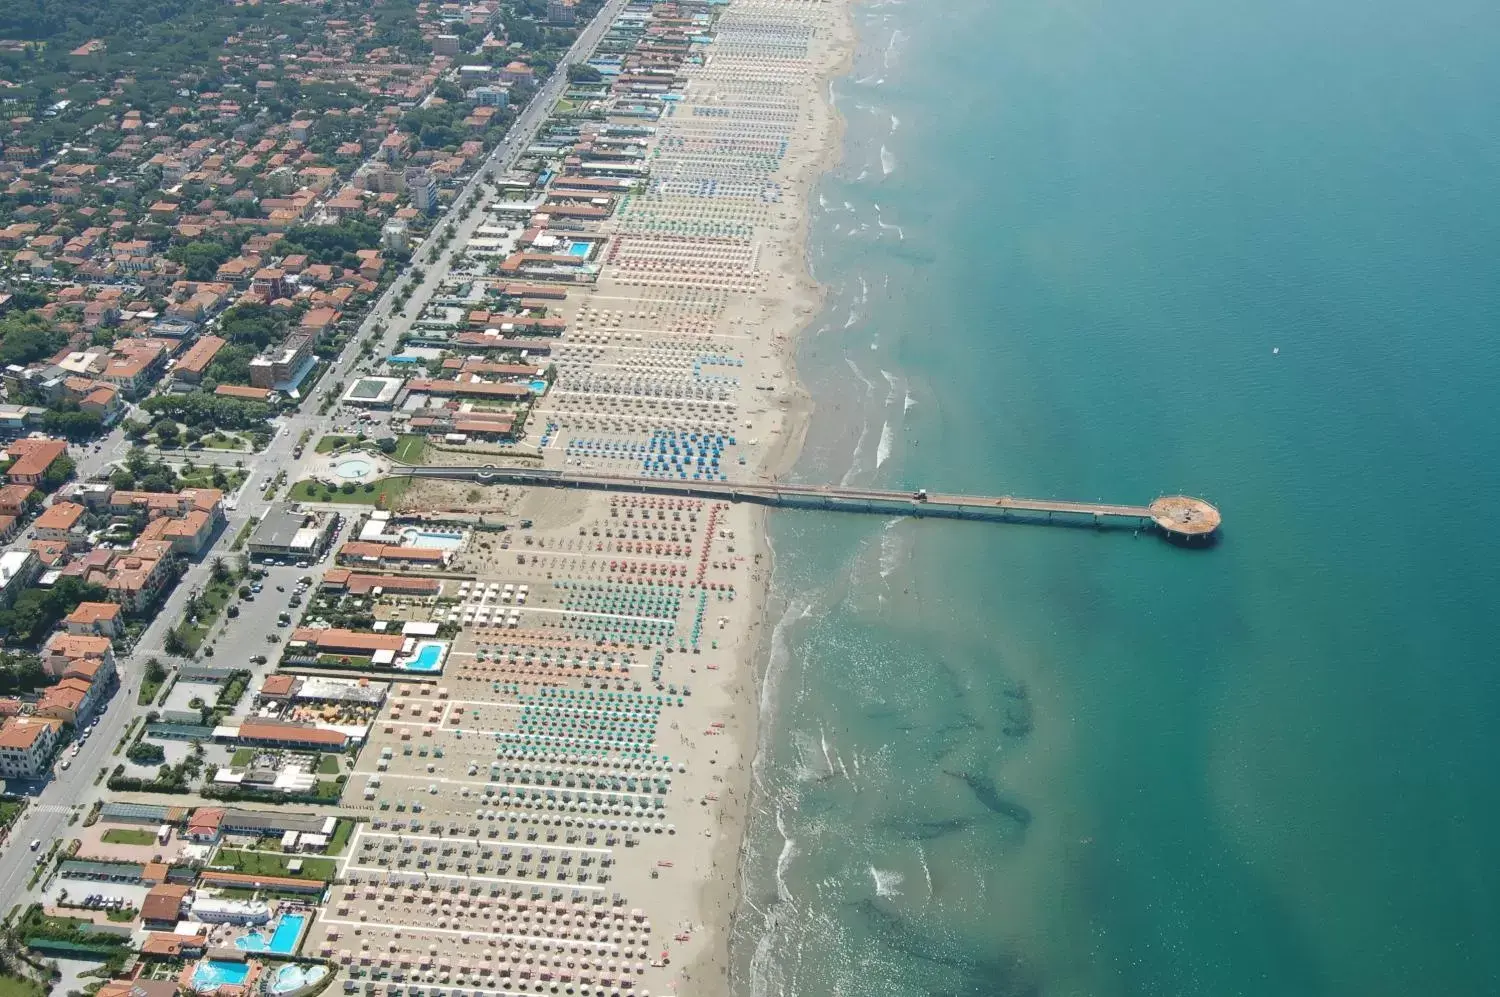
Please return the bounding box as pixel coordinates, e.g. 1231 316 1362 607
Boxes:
401 465 1221 542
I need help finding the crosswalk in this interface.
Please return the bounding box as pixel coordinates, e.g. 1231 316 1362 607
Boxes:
29 804 73 816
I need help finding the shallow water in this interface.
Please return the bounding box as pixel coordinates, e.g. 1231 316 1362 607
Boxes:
735 0 1500 993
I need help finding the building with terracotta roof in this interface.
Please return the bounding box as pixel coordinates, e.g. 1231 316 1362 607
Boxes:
336 541 450 568
34 676 99 725
185 806 225 842
136 507 216 555
64 601 123 637
319 571 441 597
42 632 115 679
231 719 350 750
258 674 298 700
5 437 68 486
215 384 272 401
140 932 205 957
138 883 188 928
0 482 37 516
174 334 225 382
287 627 405 656
33 500 87 546
0 717 60 779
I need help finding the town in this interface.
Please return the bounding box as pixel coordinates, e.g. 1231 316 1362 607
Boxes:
0 0 825 994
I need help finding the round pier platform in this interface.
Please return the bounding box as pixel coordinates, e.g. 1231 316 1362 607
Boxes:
1149 495 1221 541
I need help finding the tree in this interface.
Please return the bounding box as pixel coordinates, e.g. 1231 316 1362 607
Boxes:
144 658 168 685
566 62 601 83
163 628 188 656
210 558 230 585
152 418 180 447
42 407 103 441
40 454 75 491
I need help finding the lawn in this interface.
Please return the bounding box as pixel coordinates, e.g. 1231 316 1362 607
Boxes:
326 819 354 856
317 754 342 775
202 434 247 451
216 849 336 882
392 434 428 464
178 467 246 491
0 975 46 997
231 517 259 552
137 674 166 706
315 435 356 454
289 477 410 508
0 799 24 830
101 828 158 846
181 578 237 652
231 748 255 766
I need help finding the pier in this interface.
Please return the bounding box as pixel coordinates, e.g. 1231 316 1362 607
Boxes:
400 465 1222 544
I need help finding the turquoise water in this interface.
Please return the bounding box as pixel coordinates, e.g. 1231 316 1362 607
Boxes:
402 641 446 672
400 527 465 550
567 242 592 257
735 0 1500 995
191 960 250 992
269 964 327 995
236 912 307 954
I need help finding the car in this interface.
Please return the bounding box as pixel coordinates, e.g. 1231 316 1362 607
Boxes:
297 561 310 569
250 655 268 665
59 759 70 770
251 583 263 593
276 585 285 592
29 840 40 851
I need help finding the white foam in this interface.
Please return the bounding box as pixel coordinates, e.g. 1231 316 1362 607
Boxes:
870 866 904 898
879 368 897 404
884 29 906 69
890 114 900 133
774 808 796 904
878 518 904 579
918 843 933 897
875 420 893 468
903 388 916 412
880 146 896 175
817 193 829 210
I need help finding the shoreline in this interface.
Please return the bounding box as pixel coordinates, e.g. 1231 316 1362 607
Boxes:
686 0 861 993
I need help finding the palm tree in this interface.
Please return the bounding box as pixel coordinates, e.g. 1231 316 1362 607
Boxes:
210 557 230 585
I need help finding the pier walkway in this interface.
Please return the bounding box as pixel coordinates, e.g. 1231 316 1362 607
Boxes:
400 464 1221 543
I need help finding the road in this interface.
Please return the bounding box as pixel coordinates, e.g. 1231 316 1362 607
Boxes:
0 0 627 912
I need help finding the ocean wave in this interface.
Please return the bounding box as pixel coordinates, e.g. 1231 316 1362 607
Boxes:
842 418 869 487
875 420 893 469
879 368 897 404
890 113 900 132
870 865 904 898
878 517 905 579
884 29 906 69
880 145 896 175
774 807 797 904
903 388 916 413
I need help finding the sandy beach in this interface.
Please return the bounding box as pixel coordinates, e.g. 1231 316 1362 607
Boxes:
301 2 858 994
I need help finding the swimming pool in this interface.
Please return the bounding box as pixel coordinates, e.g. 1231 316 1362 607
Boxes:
192 960 251 992
268 964 327 995
235 912 307 954
400 640 448 673
530 379 549 395
566 242 592 258
398 527 465 551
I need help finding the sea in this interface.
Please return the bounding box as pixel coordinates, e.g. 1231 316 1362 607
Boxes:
732 0 1500 995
